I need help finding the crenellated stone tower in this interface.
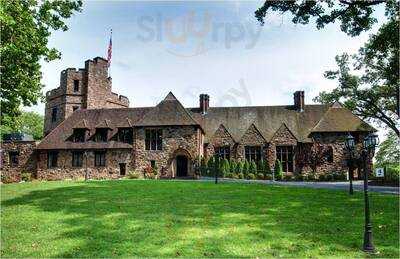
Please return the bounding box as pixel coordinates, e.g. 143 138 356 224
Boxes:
44 57 129 135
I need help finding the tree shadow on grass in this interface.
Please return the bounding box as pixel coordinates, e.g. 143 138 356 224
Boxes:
2 180 399 257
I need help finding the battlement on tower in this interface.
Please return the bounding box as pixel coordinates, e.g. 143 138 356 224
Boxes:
44 56 130 135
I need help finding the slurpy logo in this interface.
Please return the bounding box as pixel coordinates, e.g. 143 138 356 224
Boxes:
137 11 262 57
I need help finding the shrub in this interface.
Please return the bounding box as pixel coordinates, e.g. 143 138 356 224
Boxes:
207 157 215 177
238 172 244 179
263 161 272 179
249 161 257 175
325 173 334 181
230 160 237 175
236 161 244 175
127 171 140 179
295 174 304 181
21 172 31 182
284 175 295 181
274 160 283 180
247 173 256 180
318 174 327 181
222 159 230 177
257 173 264 180
232 173 239 179
243 160 250 178
200 157 208 176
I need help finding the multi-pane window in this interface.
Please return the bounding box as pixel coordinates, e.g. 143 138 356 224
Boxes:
8 151 19 167
51 108 57 122
94 129 108 142
214 146 230 160
73 80 79 92
145 129 162 150
245 146 262 162
118 128 133 144
94 151 106 167
276 146 294 173
72 151 83 167
73 129 86 142
326 146 334 163
47 151 58 168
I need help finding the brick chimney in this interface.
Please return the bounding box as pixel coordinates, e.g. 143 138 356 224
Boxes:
293 91 305 112
199 94 210 115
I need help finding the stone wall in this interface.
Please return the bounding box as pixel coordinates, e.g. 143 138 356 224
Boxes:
36 149 133 181
134 126 201 178
0 141 37 183
44 57 129 135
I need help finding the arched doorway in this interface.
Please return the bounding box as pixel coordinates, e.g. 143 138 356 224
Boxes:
176 155 188 177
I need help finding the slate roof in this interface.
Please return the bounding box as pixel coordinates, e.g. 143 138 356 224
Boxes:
311 106 375 133
135 92 199 127
37 92 375 150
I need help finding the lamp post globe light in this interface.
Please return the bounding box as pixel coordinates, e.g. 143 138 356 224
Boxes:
344 132 379 253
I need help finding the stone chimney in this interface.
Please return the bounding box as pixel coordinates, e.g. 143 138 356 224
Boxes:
294 91 305 112
199 94 210 115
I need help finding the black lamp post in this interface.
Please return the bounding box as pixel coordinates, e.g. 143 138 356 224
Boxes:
344 134 355 195
344 132 379 253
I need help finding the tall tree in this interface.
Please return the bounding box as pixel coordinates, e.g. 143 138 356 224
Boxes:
0 0 82 126
375 131 400 166
255 1 399 136
1 111 44 140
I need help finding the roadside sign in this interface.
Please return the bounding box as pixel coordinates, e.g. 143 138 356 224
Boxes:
375 168 384 177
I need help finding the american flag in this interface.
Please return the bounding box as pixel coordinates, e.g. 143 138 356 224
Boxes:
107 29 112 67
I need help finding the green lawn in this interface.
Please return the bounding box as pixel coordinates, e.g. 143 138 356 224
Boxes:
1 180 399 258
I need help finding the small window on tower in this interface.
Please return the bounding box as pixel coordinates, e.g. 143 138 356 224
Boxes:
73 80 79 92
51 108 57 122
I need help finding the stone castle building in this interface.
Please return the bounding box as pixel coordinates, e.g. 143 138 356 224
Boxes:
1 56 375 182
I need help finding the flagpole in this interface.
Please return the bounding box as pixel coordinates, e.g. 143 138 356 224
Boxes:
107 29 112 78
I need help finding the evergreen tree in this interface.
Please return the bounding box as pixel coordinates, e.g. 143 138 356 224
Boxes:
207 157 215 177
243 160 250 178
274 160 283 180
249 161 257 175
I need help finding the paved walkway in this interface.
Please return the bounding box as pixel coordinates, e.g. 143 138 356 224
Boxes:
200 177 399 195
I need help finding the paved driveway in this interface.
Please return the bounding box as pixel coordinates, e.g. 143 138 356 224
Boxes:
200 177 399 195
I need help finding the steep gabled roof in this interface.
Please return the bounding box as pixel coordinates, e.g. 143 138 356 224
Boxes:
239 123 267 144
116 118 133 128
271 123 298 141
210 124 236 143
311 106 375 133
189 104 329 143
95 119 112 129
135 92 200 127
73 119 89 129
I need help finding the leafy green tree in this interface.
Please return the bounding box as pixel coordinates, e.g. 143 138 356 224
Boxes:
274 160 283 180
314 18 399 136
255 0 394 37
255 1 399 136
1 0 83 126
375 131 400 167
1 111 44 140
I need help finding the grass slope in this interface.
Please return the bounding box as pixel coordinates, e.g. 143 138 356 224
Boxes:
1 180 399 257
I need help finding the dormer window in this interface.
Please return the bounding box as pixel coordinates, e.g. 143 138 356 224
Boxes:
73 80 79 92
73 129 86 142
94 128 109 142
118 128 133 144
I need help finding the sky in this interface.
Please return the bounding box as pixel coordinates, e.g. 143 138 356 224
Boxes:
29 0 386 135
